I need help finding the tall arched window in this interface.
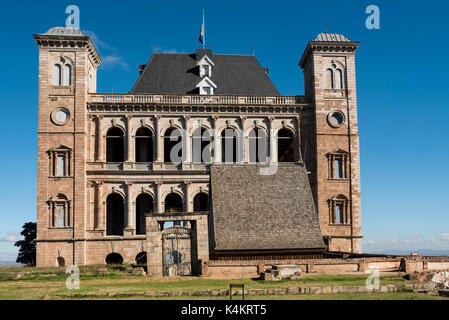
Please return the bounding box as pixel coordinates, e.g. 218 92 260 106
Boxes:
193 192 209 212
336 69 343 89
328 195 350 225
135 127 153 162
164 193 183 213
192 127 212 163
277 129 295 162
248 128 268 163
106 193 124 236
53 64 62 86
221 128 238 163
164 127 183 163
106 127 125 162
326 69 334 89
136 193 153 235
63 65 72 86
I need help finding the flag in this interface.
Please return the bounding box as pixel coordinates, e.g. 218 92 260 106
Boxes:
199 10 205 46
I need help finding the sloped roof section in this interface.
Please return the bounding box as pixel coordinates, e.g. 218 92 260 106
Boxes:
210 164 326 251
314 32 351 42
42 27 86 37
131 50 280 95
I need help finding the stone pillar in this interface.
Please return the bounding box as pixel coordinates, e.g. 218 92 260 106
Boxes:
97 116 104 161
126 116 133 162
156 181 163 213
185 181 192 212
155 116 163 162
125 182 134 231
295 115 302 162
183 116 192 163
240 116 246 163
146 217 163 276
268 117 278 162
212 116 221 163
95 181 104 230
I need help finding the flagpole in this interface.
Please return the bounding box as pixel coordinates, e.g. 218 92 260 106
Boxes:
203 9 205 49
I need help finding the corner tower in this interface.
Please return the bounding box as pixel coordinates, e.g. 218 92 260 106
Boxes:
33 27 101 266
299 32 362 253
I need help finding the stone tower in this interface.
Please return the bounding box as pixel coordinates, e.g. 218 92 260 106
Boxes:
299 32 362 253
33 27 101 266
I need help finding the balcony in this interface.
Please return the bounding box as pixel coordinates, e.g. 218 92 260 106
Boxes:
88 93 307 105
87 162 210 173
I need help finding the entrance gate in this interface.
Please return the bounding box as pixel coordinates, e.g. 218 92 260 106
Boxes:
162 226 192 276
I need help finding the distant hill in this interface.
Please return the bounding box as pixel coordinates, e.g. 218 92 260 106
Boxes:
367 249 449 257
0 261 22 267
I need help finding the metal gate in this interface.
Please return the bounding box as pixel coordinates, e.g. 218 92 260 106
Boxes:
162 227 192 276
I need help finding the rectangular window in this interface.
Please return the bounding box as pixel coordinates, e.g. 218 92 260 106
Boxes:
203 87 211 95
334 158 343 179
202 65 210 76
55 205 66 227
335 204 344 224
56 155 66 176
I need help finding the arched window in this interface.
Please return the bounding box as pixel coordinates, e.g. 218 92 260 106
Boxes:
48 193 71 228
193 192 209 212
105 253 123 265
221 128 238 163
63 64 72 86
164 127 183 163
135 127 153 162
136 193 153 235
326 69 334 89
248 128 268 163
192 127 212 163
57 257 65 267
164 193 183 213
336 69 343 89
53 64 62 86
277 129 295 162
106 193 124 236
106 127 125 162
135 252 147 265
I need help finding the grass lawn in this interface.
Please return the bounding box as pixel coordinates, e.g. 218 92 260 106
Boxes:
1 266 445 300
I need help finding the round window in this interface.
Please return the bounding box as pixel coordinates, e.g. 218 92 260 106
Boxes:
328 111 345 128
51 108 70 126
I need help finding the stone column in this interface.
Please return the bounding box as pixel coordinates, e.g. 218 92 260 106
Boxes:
156 181 163 213
268 117 277 162
125 182 134 230
155 116 163 162
97 116 105 162
95 181 104 230
212 116 221 163
295 115 302 162
185 181 192 212
183 116 192 163
239 116 246 163
126 116 133 162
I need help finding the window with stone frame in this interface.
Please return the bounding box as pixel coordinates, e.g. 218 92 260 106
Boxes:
48 146 72 177
328 195 351 225
48 194 71 228
327 150 349 180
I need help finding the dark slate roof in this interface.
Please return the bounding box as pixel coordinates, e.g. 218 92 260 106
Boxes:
131 49 280 95
210 164 326 251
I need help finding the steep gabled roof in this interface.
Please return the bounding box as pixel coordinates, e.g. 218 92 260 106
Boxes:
131 50 280 95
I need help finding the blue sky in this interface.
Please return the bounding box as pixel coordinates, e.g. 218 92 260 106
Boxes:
0 0 448 261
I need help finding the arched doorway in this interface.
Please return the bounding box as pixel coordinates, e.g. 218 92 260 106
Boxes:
57 257 65 267
106 193 124 236
221 128 238 163
135 252 147 265
192 127 212 163
248 128 268 163
193 192 209 212
136 193 153 235
278 128 295 162
164 193 183 213
105 253 123 265
164 127 183 163
106 127 125 162
135 127 153 162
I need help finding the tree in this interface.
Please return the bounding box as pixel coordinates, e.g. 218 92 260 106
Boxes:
14 222 36 266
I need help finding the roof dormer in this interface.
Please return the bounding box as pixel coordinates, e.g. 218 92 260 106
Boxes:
196 76 217 95
197 55 215 78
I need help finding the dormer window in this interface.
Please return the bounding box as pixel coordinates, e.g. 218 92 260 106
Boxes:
197 55 215 78
196 77 217 95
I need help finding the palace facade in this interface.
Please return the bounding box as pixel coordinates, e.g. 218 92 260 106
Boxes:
34 27 361 275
